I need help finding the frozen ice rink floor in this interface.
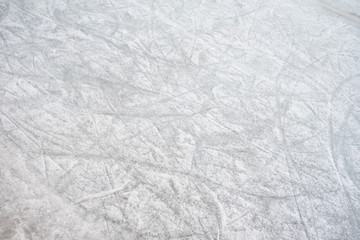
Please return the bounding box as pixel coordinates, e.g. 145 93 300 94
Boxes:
1 0 360 239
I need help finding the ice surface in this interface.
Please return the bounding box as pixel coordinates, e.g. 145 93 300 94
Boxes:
0 0 360 239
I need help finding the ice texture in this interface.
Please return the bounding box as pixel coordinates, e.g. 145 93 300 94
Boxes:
0 0 360 239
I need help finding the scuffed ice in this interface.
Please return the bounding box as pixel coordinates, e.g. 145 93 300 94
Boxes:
0 0 360 239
